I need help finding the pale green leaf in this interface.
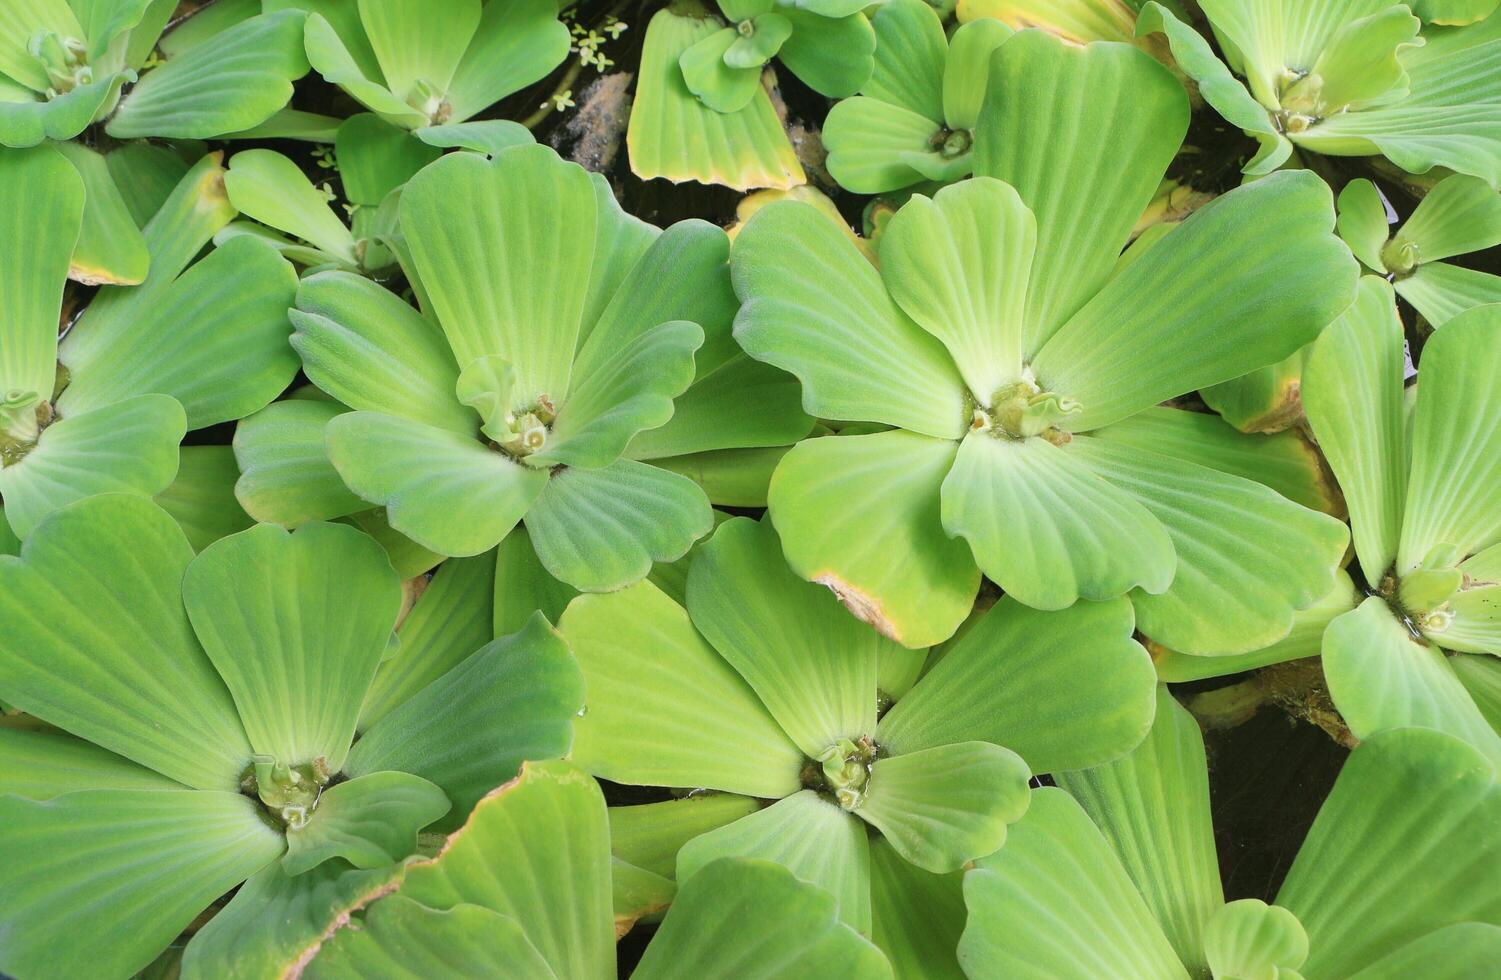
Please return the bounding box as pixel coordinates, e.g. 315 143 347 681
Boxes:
733 198 968 438
1203 900 1308 980
878 595 1154 773
357 0 479 106
823 95 947 194
183 521 401 773
155 444 254 552
1056 687 1222 974
0 727 182 799
524 458 712 593
224 148 355 262
627 352 814 460
493 524 578 636
942 17 1012 130
0 494 250 788
974 28 1188 353
102 140 190 226
680 26 762 113
334 112 440 206
559 579 804 798
1033 171 1357 432
636 857 894 979
443 0 571 124
941 431 1175 611
1398 173 1501 260
776 10 875 100
869 837 967 980
880 178 1034 399
862 0 944 119
415 118 534 153
347 613 582 831
609 794 761 879
282 770 449 875
233 399 367 526
325 411 548 557
767 430 979 648
1199 348 1310 435
1347 924 1501 980
1323 597 1501 766
56 141 148 286
1395 259 1501 327
302 11 427 128
676 790 873 933
1337 178 1392 270
107 10 309 138
1400 304 1501 571
1279 727 1501 978
0 0 83 91
0 393 184 538
307 897 552 979
0 788 283 980
959 788 1190 979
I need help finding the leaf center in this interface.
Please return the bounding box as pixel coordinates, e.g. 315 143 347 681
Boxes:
0 390 52 466
804 735 879 811
243 755 334 829
975 379 1080 443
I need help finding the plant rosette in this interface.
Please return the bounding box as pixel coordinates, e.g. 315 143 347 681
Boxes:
1301 282 1501 766
271 142 811 593
0 495 583 979
960 686 1501 979
731 30 1356 648
0 146 298 543
1138 1 1501 185
558 515 1162 974
823 0 1011 194
677 0 874 114
1338 174 1501 327
295 760 894 978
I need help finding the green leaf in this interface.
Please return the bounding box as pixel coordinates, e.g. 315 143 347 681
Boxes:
1033 171 1358 432
724 14 791 69
636 857 894 979
767 430 979 648
1337 178 1392 270
291 270 471 432
524 458 712 593
1399 304 1501 572
628 352 814 460
654 443 790 507
325 410 548 557
863 0 944 119
224 148 355 263
877 595 1155 773
103 140 191 226
941 431 1176 611
222 106 341 141
108 10 310 138
415 118 534 153
942 17 1012 130
1440 542 1501 655
56 141 148 286
282 770 449 875
0 71 124 148
1055 687 1222 974
1306 6 1422 113
1346 924 1501 980
868 837 967 980
182 858 407 980
357 0 479 108
1199 348 1310 435
1395 259 1501 328
612 857 676 936
343 507 442 579
880 178 1034 399
1396 174 1501 260
1068 436 1350 656
182 521 402 773
974 28 1188 353
403 144 597 407
302 11 427 128
857 741 1030 873
676 790 873 933
685 517 882 756
156 444 255 551
1153 572 1360 683
0 144 81 404
1411 0 1501 24
1327 595 1501 765
306 897 552 979
610 794 761 879
334 112 440 206
0 393 185 538
0 494 250 788
443 0 571 124
361 551 495 729
1303 276 1409 582
493 524 578 636
347 613 583 831
733 199 968 438
823 95 948 194
59 235 299 431
1278 728 1501 978
1088 406 1339 516
959 788 1189 979
627 7 804 190
0 727 182 799
0 788 284 980
1203 900 1308 980
559 580 804 798
680 26 763 113
0 0 83 90
396 760 616 980
776 10 875 99
233 399 367 526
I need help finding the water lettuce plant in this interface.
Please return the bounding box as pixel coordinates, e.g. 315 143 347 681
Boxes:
560 514 1160 971
733 31 1353 647
822 0 1010 193
1139 0 1501 183
0 146 296 540
1339 173 1501 326
1301 282 1501 765
0 495 582 978
961 688 1501 978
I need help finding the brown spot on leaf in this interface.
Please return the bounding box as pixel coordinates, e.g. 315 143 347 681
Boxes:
813 572 900 642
